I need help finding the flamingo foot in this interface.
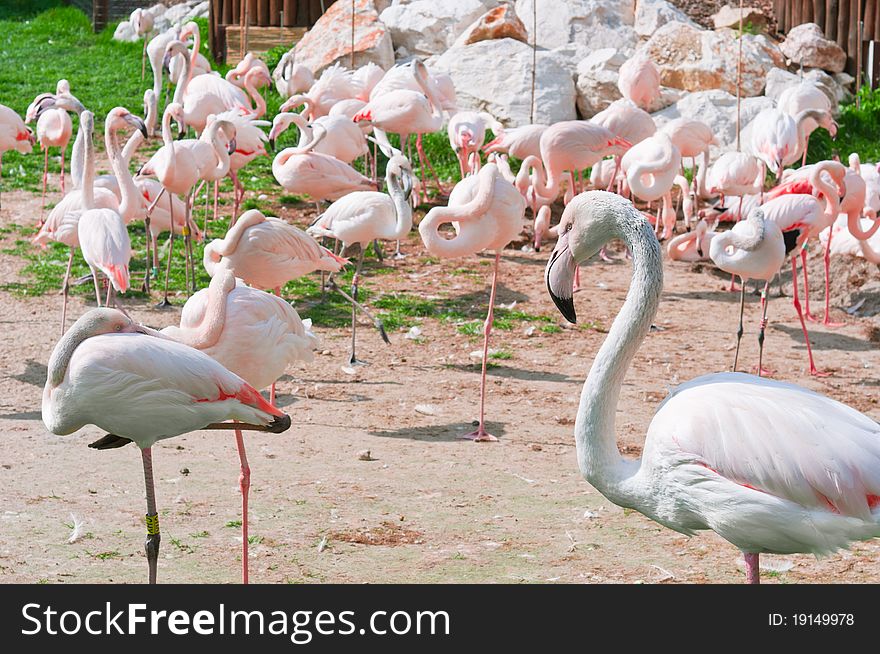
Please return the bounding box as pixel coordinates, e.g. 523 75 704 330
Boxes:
462 425 498 442
822 316 845 328
393 252 407 260
156 297 172 309
752 365 776 377
804 312 821 323
809 366 832 378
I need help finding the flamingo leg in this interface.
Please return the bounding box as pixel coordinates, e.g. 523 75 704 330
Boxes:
105 280 112 307
373 239 384 262
463 252 500 442
142 38 147 81
790 255 828 376
141 447 161 585
417 133 445 196
90 266 102 307
821 228 844 327
158 197 175 308
234 427 250 585
143 211 152 294
349 248 366 365
756 282 774 377
41 147 48 222
183 190 196 295
732 277 745 372
800 247 819 321
328 271 390 351
0 154 4 210
60 148 65 195
743 552 760 584
60 247 74 335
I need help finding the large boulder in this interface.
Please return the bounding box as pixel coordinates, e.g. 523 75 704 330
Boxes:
639 21 785 97
113 21 139 42
433 38 576 125
634 0 699 38
453 3 528 48
651 89 775 159
711 5 769 31
765 67 851 108
779 22 847 73
290 0 394 75
575 48 627 117
379 1 499 58
514 0 639 63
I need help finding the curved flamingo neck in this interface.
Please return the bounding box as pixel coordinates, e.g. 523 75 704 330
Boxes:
203 120 231 177
387 168 413 240
810 162 841 223
105 116 141 221
187 28 200 86
574 203 659 504
519 155 558 203
243 69 267 117
215 209 265 256
413 63 443 128
171 47 192 107
167 269 233 348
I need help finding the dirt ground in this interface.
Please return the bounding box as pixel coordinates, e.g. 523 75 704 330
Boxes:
1 187 879 585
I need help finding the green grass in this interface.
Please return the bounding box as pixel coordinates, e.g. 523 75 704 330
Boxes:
806 86 880 164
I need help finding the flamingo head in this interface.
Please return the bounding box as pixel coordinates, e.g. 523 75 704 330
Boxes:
387 154 414 200
163 40 189 73
107 107 148 139
352 109 372 124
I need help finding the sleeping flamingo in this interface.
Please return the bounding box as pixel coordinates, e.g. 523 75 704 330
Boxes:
617 55 661 111
308 154 414 363
620 132 681 240
162 266 318 582
274 51 314 99
419 163 526 442
545 191 880 584
42 308 292 584
746 107 837 180
666 218 715 262
708 207 786 374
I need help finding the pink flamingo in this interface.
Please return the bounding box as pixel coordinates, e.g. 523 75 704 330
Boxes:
203 208 346 294
709 207 786 374
666 218 715 262
661 117 716 198
369 61 457 114
272 98 368 164
617 54 661 111
293 63 359 119
42 307 291 584
620 132 682 240
447 111 498 178
168 21 212 86
768 160 848 326
483 123 547 161
226 52 270 89
705 152 764 224
162 266 317 583
308 155 414 362
545 190 880 585
271 125 375 204
777 82 833 165
354 60 446 197
591 99 656 191
418 163 526 442
275 51 314 99
131 7 155 81
746 107 837 180
0 103 34 209
351 62 385 102
34 82 76 202
76 111 132 308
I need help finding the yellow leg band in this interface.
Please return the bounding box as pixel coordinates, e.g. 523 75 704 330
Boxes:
182 225 191 237
145 513 160 535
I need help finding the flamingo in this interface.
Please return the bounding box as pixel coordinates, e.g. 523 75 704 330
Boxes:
545 190 880 584
620 132 682 240
226 52 270 90
76 111 132 308
746 107 837 180
168 21 212 86
660 117 716 199
447 111 499 178
308 154 414 362
33 81 78 202
617 54 661 111
768 160 849 326
131 7 155 81
708 207 786 374
42 308 292 584
418 163 526 442
354 60 446 198
162 266 318 582
705 152 764 223
369 60 457 114
271 125 375 204
483 123 547 161
777 81 833 165
203 208 346 294
591 99 656 192
666 218 715 262
293 63 359 119
351 62 385 102
274 52 314 99
0 103 34 210
272 99 368 164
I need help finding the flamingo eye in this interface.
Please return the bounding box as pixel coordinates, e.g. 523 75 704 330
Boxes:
115 324 122 331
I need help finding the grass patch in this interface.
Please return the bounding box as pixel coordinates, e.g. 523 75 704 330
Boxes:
807 86 880 164
224 520 242 528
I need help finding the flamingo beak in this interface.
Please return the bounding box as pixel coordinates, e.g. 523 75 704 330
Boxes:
228 137 237 155
545 233 577 324
125 113 148 139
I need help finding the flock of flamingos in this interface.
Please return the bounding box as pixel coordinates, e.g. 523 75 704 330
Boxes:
0 12 879 585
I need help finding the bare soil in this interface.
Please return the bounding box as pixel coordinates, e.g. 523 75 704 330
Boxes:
1 188 879 585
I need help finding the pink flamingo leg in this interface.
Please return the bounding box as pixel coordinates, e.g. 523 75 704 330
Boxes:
743 552 760 584
463 252 500 443
801 248 819 322
60 246 74 335
40 147 48 223
821 228 844 327
234 427 250 584
60 148 65 195
141 447 161 585
790 255 829 376
416 133 445 196
754 282 775 377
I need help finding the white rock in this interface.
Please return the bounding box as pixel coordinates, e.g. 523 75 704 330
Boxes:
651 89 775 160
779 22 847 73
765 67 849 108
113 20 139 43
434 38 577 126
186 1 209 21
145 3 166 19
379 0 499 58
575 48 625 117
164 2 195 26
634 0 698 38
515 0 639 63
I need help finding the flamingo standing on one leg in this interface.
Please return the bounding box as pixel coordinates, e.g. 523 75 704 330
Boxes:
162 266 317 583
708 207 786 375
546 191 880 585
308 154 414 363
42 308 292 584
0 103 34 210
418 163 526 442
130 7 155 81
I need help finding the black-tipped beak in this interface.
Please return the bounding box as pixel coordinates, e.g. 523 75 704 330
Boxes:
228 137 237 155
402 172 413 200
545 237 577 324
126 113 148 138
268 138 275 152
267 413 292 434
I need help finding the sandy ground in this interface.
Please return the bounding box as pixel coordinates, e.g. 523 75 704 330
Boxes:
1 186 879 585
